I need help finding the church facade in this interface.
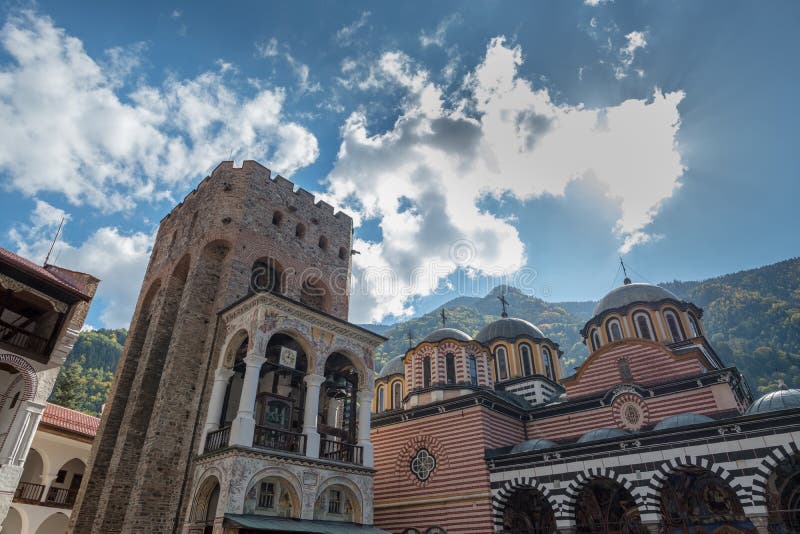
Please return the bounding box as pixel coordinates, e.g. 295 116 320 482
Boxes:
371 284 800 534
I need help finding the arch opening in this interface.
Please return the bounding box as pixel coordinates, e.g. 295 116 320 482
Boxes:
243 475 300 518
502 487 555 534
314 483 362 523
191 476 220 533
659 466 753 533
575 477 645 534
319 353 361 463
765 453 800 532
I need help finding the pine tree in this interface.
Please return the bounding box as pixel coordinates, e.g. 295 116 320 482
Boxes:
50 358 87 411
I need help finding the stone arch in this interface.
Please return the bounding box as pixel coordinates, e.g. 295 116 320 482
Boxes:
35 512 69 534
562 467 641 520
317 347 370 388
751 441 800 508
315 476 364 523
21 447 47 485
220 328 250 368
0 353 38 401
492 477 559 532
646 455 748 513
242 467 303 517
191 474 222 523
254 317 317 369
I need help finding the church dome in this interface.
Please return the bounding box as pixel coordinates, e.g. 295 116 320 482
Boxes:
653 413 714 431
423 328 472 343
378 354 405 379
746 386 800 415
510 438 558 454
475 317 545 343
577 428 629 443
593 282 680 317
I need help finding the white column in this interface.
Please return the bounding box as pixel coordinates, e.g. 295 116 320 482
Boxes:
302 374 325 458
357 389 374 467
0 400 45 466
229 353 266 447
198 367 234 453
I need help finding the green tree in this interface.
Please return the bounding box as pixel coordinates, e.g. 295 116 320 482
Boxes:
50 358 87 410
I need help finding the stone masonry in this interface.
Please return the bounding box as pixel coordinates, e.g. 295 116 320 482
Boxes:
69 161 354 534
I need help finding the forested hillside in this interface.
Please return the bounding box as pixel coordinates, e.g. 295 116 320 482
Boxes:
54 258 800 414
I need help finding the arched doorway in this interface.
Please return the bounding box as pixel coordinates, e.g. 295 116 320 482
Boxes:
45 457 85 507
766 453 800 533
502 487 556 533
191 476 220 534
35 512 69 534
575 477 646 533
659 466 755 533
319 353 361 463
16 447 45 503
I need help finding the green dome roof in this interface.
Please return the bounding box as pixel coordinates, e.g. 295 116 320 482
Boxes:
653 413 714 430
422 328 472 343
475 317 545 343
510 438 558 454
746 387 800 415
577 428 629 443
378 354 405 379
593 283 680 317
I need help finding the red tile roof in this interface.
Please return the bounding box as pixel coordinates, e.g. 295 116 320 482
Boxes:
0 246 94 300
41 403 100 438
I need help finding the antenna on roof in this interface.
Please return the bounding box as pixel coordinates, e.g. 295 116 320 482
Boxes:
619 256 632 285
43 216 65 266
440 307 447 328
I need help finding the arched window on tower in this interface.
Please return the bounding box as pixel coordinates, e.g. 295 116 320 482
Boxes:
468 356 478 385
590 329 602 351
422 356 432 388
495 346 509 381
542 347 554 380
606 318 623 342
633 312 656 341
376 385 385 413
445 353 456 384
392 381 402 410
519 344 534 376
688 313 701 338
664 309 685 342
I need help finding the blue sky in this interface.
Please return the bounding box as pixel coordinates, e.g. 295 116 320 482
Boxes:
0 0 798 328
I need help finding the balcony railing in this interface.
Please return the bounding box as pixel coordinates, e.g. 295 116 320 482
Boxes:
44 487 78 508
0 319 49 354
320 437 363 465
14 481 45 504
204 426 231 453
253 425 306 455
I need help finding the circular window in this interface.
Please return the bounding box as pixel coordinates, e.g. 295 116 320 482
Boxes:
410 448 436 482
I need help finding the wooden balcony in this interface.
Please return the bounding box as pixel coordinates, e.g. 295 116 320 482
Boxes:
204 426 231 453
14 481 44 504
44 486 78 508
320 437 363 465
0 319 49 355
253 425 306 455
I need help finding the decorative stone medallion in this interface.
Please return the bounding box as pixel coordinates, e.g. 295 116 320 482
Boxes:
611 392 650 431
410 448 437 482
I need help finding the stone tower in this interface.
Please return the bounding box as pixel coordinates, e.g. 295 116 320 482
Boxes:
70 161 377 534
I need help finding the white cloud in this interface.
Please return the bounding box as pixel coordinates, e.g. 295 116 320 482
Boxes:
10 200 154 328
0 10 318 212
615 30 648 79
584 0 612 5
336 11 370 46
419 14 461 48
256 37 279 58
324 37 685 322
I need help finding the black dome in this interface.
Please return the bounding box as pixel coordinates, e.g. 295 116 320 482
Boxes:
746 387 800 415
510 438 558 454
378 354 405 379
475 317 545 343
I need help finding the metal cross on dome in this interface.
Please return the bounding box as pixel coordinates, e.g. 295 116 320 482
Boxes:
498 292 509 318
440 307 447 328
